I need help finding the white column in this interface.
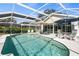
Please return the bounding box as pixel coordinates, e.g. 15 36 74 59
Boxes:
53 23 54 35
41 24 43 33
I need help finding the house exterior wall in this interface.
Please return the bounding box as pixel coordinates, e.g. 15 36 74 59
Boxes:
45 16 62 23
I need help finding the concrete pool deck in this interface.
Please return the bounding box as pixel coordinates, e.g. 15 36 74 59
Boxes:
0 34 79 56
0 34 10 56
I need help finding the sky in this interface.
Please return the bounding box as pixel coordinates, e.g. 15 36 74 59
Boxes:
0 3 79 23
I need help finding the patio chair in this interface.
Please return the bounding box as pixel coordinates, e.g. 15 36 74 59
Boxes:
69 30 77 40
27 30 30 33
72 30 79 41
31 30 34 33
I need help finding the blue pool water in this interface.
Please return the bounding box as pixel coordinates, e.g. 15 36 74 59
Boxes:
1 34 70 56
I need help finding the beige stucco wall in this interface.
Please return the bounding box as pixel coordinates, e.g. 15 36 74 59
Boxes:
44 16 62 24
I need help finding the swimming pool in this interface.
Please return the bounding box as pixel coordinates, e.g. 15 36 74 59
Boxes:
1 34 70 56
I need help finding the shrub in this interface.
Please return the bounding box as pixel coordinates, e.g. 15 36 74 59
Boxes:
0 26 34 33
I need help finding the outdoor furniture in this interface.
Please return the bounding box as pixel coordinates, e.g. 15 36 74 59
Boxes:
43 32 49 34
27 30 30 33
31 30 34 33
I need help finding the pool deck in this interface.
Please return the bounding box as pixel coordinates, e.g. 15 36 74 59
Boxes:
41 34 79 56
0 34 11 56
0 33 79 56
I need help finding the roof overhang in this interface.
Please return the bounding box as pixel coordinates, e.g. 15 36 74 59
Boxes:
0 12 41 21
43 13 79 23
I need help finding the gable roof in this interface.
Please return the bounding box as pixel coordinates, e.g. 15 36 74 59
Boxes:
43 13 79 22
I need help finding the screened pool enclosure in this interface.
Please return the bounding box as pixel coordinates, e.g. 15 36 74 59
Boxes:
0 3 79 35
0 3 79 56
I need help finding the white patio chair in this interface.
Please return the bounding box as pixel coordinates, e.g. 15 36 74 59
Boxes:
31 30 34 33
27 30 30 33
